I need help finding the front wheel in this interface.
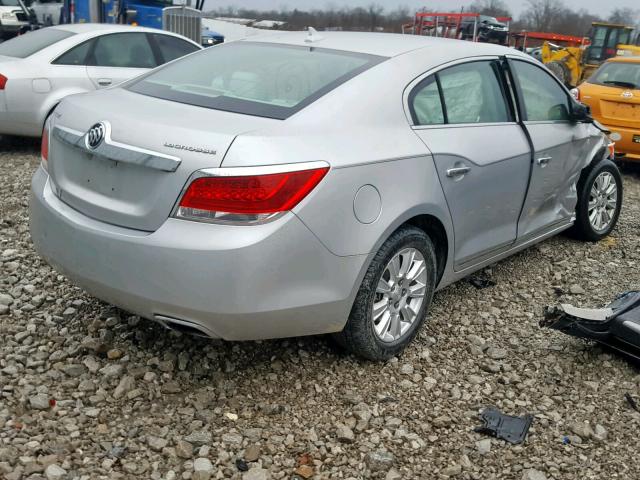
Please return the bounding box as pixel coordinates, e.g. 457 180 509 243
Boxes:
335 226 437 361
572 159 623 241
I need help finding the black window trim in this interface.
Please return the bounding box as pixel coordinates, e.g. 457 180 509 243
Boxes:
409 58 515 128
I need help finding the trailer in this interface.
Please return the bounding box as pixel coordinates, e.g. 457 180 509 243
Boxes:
403 12 511 45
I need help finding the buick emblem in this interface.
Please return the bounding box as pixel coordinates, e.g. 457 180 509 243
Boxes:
622 91 634 99
85 122 106 149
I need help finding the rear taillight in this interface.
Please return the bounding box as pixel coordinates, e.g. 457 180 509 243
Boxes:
41 127 49 171
175 163 329 224
0 74 6 90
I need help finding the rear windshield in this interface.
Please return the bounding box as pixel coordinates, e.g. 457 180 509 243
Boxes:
0 28 75 58
589 62 640 90
127 42 385 120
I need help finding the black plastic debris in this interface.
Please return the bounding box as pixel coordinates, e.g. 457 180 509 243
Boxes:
474 407 533 444
541 291 640 362
235 458 249 472
468 277 497 290
625 393 640 413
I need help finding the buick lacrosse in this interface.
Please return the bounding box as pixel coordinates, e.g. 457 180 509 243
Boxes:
30 31 622 360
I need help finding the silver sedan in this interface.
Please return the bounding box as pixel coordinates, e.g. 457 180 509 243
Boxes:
30 31 622 360
0 24 201 137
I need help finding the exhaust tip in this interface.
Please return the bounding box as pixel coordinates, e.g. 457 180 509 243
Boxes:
154 315 217 339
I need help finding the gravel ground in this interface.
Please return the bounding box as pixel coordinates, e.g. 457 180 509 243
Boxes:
1 136 640 480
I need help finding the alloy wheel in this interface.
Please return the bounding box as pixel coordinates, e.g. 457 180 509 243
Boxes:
588 171 618 232
372 248 428 343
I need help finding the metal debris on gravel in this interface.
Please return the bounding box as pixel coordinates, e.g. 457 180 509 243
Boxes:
2 137 640 479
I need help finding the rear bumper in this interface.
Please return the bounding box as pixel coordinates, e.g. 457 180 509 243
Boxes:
607 124 640 161
30 167 367 340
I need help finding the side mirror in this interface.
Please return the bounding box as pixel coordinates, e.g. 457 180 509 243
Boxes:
569 101 592 123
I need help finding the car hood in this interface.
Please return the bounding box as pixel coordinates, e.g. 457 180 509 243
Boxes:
48 88 279 231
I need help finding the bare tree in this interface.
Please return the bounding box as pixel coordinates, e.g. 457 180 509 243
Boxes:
521 0 565 31
367 4 384 31
608 8 639 26
468 0 512 18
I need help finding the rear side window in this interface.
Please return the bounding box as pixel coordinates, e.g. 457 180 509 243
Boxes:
410 76 444 126
127 42 385 120
511 60 570 122
153 34 199 64
53 39 93 66
410 60 510 126
89 33 156 69
0 28 75 58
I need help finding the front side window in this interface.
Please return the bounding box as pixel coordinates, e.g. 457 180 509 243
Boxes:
153 34 199 64
89 33 156 69
410 60 510 126
127 42 385 120
0 28 74 58
512 60 570 122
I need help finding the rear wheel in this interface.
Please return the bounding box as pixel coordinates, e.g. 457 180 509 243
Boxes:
572 159 623 241
335 226 437 361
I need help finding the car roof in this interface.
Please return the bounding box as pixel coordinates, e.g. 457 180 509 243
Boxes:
52 23 167 35
237 30 520 59
607 56 640 64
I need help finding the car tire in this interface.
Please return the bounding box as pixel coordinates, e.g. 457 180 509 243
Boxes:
571 159 623 242
546 61 571 87
335 226 437 361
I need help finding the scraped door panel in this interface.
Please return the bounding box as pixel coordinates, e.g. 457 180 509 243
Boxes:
415 125 531 269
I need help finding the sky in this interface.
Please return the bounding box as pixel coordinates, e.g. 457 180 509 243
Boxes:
204 0 639 19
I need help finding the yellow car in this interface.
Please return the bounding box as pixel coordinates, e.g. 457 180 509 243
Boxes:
573 56 640 161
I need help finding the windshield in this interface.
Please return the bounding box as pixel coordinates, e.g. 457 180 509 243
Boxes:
0 0 22 6
590 62 640 89
0 28 75 58
127 42 385 120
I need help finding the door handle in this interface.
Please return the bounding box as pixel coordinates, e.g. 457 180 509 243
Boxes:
97 78 112 86
446 166 471 177
537 156 552 166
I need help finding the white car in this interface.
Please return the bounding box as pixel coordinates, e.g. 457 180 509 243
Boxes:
0 24 201 137
0 0 31 40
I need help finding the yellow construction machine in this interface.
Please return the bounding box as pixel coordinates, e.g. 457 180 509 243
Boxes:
541 22 640 87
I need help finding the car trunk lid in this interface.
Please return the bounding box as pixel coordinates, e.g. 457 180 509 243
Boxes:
592 85 640 129
48 88 278 232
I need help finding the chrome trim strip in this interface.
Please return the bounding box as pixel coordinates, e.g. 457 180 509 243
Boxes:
52 124 182 173
199 160 330 177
